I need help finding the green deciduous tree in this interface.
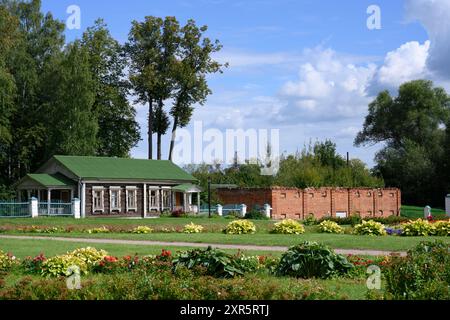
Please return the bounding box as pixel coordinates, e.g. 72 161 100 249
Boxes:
355 80 450 206
81 19 140 157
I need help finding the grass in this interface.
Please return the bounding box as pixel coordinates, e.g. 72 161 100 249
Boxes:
4 231 448 251
401 205 447 219
0 237 281 259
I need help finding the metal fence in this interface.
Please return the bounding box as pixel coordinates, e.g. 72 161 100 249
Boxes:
222 204 242 216
0 200 72 218
0 202 31 218
38 202 72 217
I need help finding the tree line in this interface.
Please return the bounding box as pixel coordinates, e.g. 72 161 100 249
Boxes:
186 140 385 204
0 0 225 198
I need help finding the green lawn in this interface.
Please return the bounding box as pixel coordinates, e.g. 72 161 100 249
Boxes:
0 237 281 259
401 205 447 219
4 231 448 251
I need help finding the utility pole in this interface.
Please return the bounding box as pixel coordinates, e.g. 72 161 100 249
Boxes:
208 177 212 218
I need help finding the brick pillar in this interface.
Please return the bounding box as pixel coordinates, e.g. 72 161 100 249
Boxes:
330 189 334 218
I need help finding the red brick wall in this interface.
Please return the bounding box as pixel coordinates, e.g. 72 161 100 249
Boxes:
216 189 272 211
216 187 401 220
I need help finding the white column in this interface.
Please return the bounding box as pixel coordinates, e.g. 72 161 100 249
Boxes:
30 197 38 218
47 189 51 215
81 183 86 218
240 204 247 218
216 204 223 216
143 184 147 217
183 193 188 212
264 204 272 219
72 198 81 219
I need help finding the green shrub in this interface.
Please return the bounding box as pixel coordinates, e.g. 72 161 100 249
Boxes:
401 219 434 236
21 254 46 275
275 241 353 279
271 219 305 235
173 247 248 278
318 220 344 234
384 241 450 300
183 222 204 234
319 215 362 226
41 254 88 277
224 220 256 234
0 250 18 272
69 247 108 268
302 215 318 226
353 220 387 236
432 221 450 236
244 210 269 220
131 226 153 234
0 270 341 300
86 226 110 234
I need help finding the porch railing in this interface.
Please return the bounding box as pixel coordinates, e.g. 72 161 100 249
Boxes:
0 202 30 218
38 202 72 216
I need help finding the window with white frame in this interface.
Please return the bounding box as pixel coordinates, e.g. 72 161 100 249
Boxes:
162 189 171 208
110 187 121 211
93 187 104 212
149 189 158 208
126 187 137 211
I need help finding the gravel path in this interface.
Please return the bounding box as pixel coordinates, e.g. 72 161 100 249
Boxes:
0 235 407 257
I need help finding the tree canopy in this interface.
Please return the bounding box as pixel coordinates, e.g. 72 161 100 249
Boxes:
355 80 450 206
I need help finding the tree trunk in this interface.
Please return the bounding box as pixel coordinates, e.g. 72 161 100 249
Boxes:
148 96 153 160
157 132 162 160
168 115 178 162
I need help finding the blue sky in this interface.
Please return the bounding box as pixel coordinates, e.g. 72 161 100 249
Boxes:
41 0 449 168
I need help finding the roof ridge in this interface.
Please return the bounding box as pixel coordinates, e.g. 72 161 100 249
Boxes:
54 155 172 162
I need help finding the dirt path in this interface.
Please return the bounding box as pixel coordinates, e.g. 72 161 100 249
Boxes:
0 235 407 257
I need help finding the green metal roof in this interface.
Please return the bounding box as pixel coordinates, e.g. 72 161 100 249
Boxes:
53 155 197 182
27 174 75 187
173 184 202 193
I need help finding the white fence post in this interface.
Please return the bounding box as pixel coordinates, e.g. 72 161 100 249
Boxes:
240 204 247 218
216 204 223 216
30 197 38 218
72 198 81 219
424 206 431 219
264 204 272 219
446 195 450 217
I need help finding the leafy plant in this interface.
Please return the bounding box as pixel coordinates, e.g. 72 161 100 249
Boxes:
353 220 387 236
131 226 153 234
271 219 305 235
224 220 256 234
86 226 110 234
22 254 46 274
244 210 269 220
432 221 450 236
69 247 108 268
401 219 434 236
173 247 247 278
41 255 88 277
0 250 18 272
318 220 344 234
275 241 353 279
384 241 450 300
183 222 204 234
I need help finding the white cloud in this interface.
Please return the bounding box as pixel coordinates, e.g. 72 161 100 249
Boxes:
276 47 377 123
375 41 430 89
405 0 450 79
